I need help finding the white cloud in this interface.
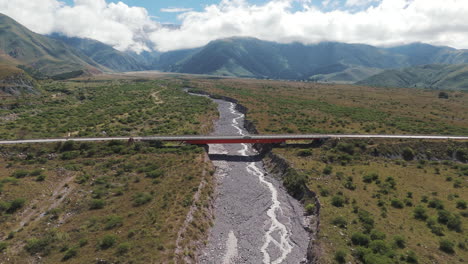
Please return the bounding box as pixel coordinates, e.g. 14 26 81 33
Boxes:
0 0 159 53
160 7 194 13
1 0 468 53
150 0 468 51
345 0 379 7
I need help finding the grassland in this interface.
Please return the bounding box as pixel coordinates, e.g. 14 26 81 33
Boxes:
0 78 218 263
185 77 468 263
188 78 468 135
0 79 217 139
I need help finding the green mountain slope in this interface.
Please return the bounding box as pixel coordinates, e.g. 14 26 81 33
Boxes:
0 13 105 76
357 64 468 90
169 38 404 81
49 34 147 72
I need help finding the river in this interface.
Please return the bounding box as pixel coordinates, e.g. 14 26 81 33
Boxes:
198 97 309 264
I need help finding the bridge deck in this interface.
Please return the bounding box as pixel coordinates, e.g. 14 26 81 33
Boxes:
1 134 468 145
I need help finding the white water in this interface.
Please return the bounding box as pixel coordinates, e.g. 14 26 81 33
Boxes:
229 102 293 264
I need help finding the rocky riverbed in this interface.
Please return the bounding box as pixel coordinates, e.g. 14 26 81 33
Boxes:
198 97 310 264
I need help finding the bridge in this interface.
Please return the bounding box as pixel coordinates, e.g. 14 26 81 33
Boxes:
1 134 468 145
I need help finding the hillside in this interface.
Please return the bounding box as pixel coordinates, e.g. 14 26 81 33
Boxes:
0 13 105 77
49 34 147 72
358 64 468 90
164 38 468 82
0 64 37 95
169 38 403 81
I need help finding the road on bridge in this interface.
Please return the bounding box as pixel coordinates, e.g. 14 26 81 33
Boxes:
1 134 468 145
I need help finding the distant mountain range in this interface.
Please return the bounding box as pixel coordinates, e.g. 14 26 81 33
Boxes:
1 13 468 90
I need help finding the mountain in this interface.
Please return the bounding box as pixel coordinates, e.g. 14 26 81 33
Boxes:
168 38 404 81
0 13 105 77
357 64 468 90
49 34 148 72
162 38 468 82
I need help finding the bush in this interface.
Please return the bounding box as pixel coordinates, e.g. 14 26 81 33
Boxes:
351 232 370 246
393 235 406 249
447 214 462 232
297 149 312 157
413 205 428 220
283 169 306 199
36 174 46 182
456 200 467 209
12 170 29 178
437 210 451 224
25 237 51 254
116 242 131 255
402 147 415 161
406 250 418 263
0 242 7 252
439 239 455 254
369 240 390 255
358 210 375 231
337 143 355 155
363 173 378 183
105 215 123 230
391 199 404 209
133 192 152 206
370 230 386 240
334 249 347 263
331 195 345 207
323 166 333 175
428 199 444 210
305 203 316 214
7 198 25 214
98 235 117 250
331 216 347 228
89 199 105 210
62 247 77 260
145 169 164 179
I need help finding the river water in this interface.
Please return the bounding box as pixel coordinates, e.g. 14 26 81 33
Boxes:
198 98 309 264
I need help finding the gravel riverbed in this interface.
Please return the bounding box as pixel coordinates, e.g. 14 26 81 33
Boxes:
198 98 309 264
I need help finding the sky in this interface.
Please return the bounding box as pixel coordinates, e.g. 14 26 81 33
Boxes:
1 0 467 53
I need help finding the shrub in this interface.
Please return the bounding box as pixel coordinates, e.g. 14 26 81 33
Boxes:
331 195 345 207
393 235 406 249
428 199 444 210
331 216 347 228
337 143 355 155
343 180 356 190
334 249 347 264
369 240 390 255
116 242 131 255
406 250 418 263
36 174 46 182
439 239 455 254
25 238 51 254
283 169 306 199
456 200 467 209
0 242 7 252
305 203 316 214
105 215 123 230
98 235 117 250
351 232 370 246
319 188 330 197
391 199 404 209
62 247 77 260
133 192 152 206
89 199 105 210
358 210 375 231
7 198 25 214
370 230 386 240
145 169 164 179
402 147 415 161
12 170 28 178
437 210 451 224
363 173 378 183
414 205 428 220
297 149 312 157
323 166 333 175
447 214 462 232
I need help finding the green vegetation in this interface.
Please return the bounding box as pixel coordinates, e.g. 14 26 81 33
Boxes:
0 78 217 263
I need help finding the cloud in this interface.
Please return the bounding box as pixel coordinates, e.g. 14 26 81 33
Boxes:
0 0 159 53
160 7 194 13
345 0 379 7
150 0 468 51
1 0 468 53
